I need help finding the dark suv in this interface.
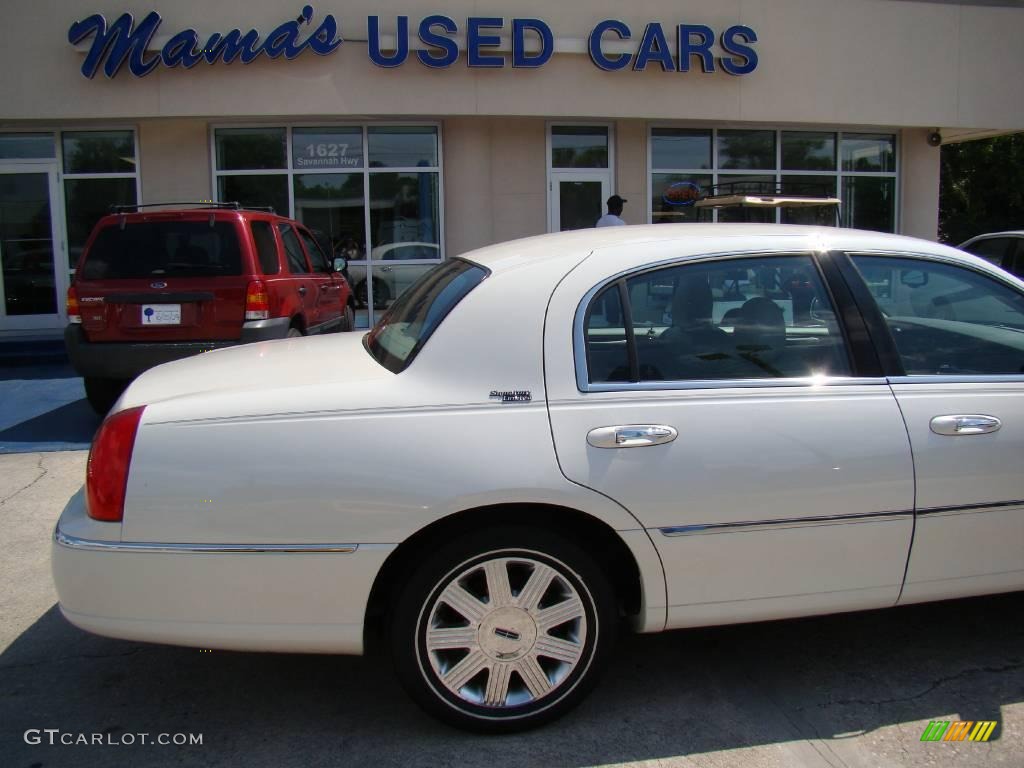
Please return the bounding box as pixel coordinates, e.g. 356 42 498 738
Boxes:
66 203 354 413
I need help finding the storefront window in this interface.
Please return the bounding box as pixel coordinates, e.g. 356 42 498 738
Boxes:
292 128 363 170
718 130 776 170
649 128 896 231
214 124 442 329
217 175 288 217
0 133 55 160
61 130 138 271
650 129 711 170
551 126 609 169
293 173 366 259
215 128 286 170
651 174 712 224
369 173 439 254
782 132 836 171
368 126 438 168
842 134 896 172
62 131 136 174
842 176 895 231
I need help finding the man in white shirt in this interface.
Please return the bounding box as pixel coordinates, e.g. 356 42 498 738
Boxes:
595 195 627 227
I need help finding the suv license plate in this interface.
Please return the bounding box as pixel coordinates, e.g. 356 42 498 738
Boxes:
141 304 182 325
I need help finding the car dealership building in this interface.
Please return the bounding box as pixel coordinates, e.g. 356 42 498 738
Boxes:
1 0 1023 334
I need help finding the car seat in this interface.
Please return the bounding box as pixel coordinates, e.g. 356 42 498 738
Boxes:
732 297 791 377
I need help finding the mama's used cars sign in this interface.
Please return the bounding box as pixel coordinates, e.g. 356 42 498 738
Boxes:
68 5 758 79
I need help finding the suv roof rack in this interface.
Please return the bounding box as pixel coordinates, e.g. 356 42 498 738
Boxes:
690 180 841 225
107 201 277 214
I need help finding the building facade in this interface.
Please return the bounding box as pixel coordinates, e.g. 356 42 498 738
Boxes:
1 0 1023 334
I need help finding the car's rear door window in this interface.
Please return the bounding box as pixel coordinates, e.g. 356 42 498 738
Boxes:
585 254 851 383
80 220 242 279
366 258 488 373
251 220 279 275
278 223 309 274
851 254 1024 375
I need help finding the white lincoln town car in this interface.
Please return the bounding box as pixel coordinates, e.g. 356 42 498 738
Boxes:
53 225 1024 731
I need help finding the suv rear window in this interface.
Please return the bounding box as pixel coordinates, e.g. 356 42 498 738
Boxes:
80 220 242 280
365 258 488 374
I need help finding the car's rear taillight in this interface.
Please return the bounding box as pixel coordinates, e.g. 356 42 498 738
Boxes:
245 280 270 320
67 285 81 324
86 406 145 523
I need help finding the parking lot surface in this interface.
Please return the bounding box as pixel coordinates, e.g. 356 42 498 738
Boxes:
1 450 1022 768
0 362 99 454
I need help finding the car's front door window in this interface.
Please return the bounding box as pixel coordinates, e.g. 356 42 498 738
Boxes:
585 254 851 384
851 255 1024 376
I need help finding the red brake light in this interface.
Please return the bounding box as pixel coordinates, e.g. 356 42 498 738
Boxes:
86 406 145 523
245 280 270 320
67 285 81 324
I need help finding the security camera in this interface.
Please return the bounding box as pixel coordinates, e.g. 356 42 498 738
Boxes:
927 131 942 147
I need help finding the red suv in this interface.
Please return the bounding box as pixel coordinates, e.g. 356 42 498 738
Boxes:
65 203 354 413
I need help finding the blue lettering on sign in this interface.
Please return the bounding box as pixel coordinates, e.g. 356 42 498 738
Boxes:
588 20 632 71
512 19 553 68
633 23 674 72
68 5 342 78
417 15 459 68
368 15 409 67
467 17 505 68
719 25 758 76
678 24 715 73
67 9 758 78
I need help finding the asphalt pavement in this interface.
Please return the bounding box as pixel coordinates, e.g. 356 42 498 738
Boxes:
0 360 100 454
1 449 1022 768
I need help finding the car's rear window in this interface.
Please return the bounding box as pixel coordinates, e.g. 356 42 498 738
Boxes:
79 220 243 280
365 258 488 374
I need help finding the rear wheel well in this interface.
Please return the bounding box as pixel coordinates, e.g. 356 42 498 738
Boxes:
289 314 306 334
362 503 642 654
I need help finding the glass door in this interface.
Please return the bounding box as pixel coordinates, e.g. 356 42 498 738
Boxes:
0 166 65 332
551 173 610 232
547 124 613 233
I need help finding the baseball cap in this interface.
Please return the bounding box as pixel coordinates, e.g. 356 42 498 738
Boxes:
607 194 628 206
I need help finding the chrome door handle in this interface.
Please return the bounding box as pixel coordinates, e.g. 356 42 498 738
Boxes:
587 425 678 449
930 414 1001 436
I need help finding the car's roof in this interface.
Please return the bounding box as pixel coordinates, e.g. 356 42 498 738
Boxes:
961 230 1024 242
459 224 969 274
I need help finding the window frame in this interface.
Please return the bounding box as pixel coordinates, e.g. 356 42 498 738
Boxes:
646 124 900 231
574 250 879 393
209 121 443 259
841 249 1024 384
211 121 444 328
0 126 141 293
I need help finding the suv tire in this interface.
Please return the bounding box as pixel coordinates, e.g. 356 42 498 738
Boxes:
84 377 128 415
340 305 355 332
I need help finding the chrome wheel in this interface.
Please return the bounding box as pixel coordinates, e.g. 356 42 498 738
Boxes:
392 527 615 732
420 554 588 710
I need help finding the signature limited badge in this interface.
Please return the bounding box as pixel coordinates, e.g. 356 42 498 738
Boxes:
490 390 532 403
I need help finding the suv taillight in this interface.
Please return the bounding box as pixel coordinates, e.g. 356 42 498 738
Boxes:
67 285 81 324
245 280 270 320
86 406 145 523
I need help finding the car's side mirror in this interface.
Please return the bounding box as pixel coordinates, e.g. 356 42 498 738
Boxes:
333 257 347 273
